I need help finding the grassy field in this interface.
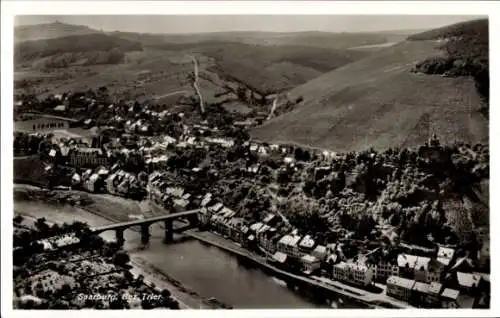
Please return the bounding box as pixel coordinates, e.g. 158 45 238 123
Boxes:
251 40 488 152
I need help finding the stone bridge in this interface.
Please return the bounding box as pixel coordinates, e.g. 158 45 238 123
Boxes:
91 209 200 246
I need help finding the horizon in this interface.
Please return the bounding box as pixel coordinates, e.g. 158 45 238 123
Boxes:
14 15 486 35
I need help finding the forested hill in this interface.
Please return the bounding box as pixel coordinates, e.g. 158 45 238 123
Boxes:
15 21 99 42
15 34 143 68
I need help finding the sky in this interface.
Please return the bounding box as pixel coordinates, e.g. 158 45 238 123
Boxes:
14 15 485 34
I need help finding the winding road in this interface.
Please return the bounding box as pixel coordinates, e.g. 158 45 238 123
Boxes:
189 55 205 114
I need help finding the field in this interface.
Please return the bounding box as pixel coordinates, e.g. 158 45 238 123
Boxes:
251 40 488 152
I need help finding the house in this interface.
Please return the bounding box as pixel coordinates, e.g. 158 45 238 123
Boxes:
397 254 418 278
414 256 431 282
411 281 442 306
326 253 338 266
298 235 316 253
71 173 81 187
271 251 288 265
83 174 100 193
456 272 481 294
277 234 302 258
267 232 281 254
332 262 350 282
332 262 374 286
69 147 109 167
166 187 184 198
373 261 400 282
437 246 455 266
440 288 460 308
256 224 271 246
386 276 416 301
311 245 327 262
227 217 244 242
106 174 117 194
350 263 374 286
301 254 321 275
425 258 445 283
173 198 189 212
249 222 264 234
201 193 212 207
198 208 210 226
258 229 277 253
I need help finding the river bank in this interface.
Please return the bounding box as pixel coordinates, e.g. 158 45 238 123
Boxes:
12 184 409 309
15 213 192 309
12 187 213 309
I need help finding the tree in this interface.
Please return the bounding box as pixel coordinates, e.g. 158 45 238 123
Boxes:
113 250 131 268
13 215 24 226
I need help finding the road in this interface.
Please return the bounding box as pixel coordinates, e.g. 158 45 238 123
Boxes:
154 90 188 100
186 230 412 309
189 55 205 114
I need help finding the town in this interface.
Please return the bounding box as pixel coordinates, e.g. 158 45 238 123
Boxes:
13 84 490 309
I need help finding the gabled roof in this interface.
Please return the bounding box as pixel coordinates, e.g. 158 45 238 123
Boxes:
397 254 418 268
415 256 431 271
298 235 315 249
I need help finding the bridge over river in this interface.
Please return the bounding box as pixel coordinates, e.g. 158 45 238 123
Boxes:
91 208 201 246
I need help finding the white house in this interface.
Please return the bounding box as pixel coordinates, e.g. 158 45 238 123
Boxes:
277 234 302 258
332 262 350 282
301 254 321 274
350 263 374 286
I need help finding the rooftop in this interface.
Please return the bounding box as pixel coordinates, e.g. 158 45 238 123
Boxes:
415 256 431 271
272 251 288 263
299 235 315 249
397 254 418 268
429 282 443 295
279 234 301 247
412 281 430 294
437 246 455 259
457 272 481 288
301 254 319 263
313 245 327 254
441 288 460 300
387 275 416 290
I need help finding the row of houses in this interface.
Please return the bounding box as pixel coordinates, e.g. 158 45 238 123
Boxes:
386 274 479 308
148 172 191 212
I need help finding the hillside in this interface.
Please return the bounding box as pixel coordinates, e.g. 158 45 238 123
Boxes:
251 39 488 152
408 19 488 106
14 21 99 42
406 18 487 41
111 30 393 50
15 34 143 69
149 41 370 94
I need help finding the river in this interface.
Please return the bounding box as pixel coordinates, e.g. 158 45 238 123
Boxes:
14 199 338 309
